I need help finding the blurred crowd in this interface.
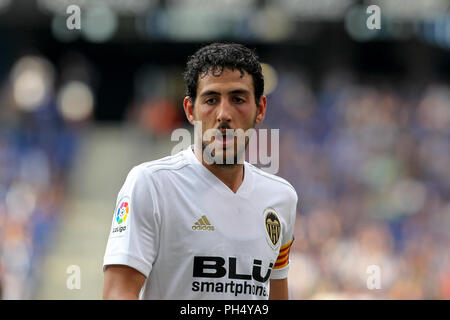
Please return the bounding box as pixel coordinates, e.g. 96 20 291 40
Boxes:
0 60 80 299
264 66 450 299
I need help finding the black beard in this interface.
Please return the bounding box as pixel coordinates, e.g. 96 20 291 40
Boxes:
201 137 249 166
198 114 257 166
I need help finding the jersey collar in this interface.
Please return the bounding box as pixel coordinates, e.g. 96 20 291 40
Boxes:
184 145 254 198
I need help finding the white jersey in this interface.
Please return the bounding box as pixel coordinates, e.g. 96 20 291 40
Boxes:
103 146 298 299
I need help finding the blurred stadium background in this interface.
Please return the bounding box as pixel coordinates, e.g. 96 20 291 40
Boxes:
0 0 449 299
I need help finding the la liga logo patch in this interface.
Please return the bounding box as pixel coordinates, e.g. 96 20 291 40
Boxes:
111 196 130 238
116 200 129 224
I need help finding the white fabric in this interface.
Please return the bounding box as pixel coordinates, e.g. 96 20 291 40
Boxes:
103 146 297 299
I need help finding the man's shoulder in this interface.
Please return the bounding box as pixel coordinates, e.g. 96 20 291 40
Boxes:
127 151 191 181
247 163 298 201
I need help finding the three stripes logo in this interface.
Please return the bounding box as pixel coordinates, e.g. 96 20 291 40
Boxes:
192 215 215 231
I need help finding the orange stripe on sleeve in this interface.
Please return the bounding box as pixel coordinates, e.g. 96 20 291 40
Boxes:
274 256 289 269
273 237 294 270
279 238 294 251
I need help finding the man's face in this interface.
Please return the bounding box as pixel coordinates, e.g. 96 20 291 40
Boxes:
183 68 266 165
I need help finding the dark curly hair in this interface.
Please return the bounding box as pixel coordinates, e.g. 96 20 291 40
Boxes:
183 43 264 105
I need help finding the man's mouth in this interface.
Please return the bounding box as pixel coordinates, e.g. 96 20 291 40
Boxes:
215 129 235 147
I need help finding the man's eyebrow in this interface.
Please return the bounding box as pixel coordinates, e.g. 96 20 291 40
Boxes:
229 89 251 96
199 90 221 97
199 89 251 97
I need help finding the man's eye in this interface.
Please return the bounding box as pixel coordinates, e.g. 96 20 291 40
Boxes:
233 97 245 103
205 98 216 105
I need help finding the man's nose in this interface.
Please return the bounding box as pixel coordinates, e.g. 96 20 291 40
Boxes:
216 99 232 123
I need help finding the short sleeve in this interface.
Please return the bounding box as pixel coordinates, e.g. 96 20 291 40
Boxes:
103 165 160 278
270 190 298 280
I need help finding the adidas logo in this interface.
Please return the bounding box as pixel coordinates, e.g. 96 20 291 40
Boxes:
192 215 215 231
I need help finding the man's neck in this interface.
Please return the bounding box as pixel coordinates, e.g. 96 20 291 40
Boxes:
193 146 244 194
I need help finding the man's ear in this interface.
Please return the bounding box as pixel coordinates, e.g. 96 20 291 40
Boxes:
255 95 267 124
183 96 195 125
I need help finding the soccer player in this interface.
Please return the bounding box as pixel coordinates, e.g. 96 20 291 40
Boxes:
103 43 298 299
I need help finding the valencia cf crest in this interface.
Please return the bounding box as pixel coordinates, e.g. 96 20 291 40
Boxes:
264 208 281 247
